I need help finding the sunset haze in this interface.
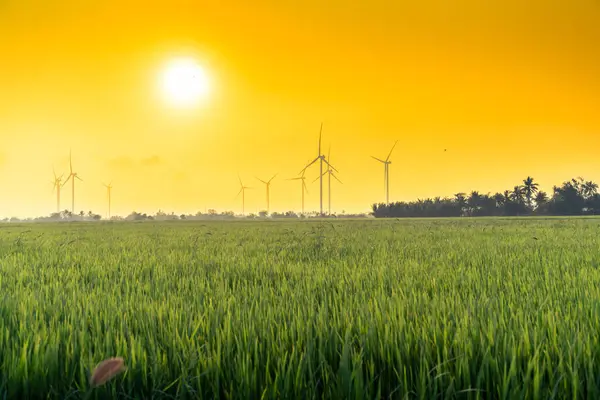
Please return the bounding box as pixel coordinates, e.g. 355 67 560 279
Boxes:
1 0 599 217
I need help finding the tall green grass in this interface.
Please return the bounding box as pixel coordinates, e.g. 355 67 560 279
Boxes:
1 218 600 399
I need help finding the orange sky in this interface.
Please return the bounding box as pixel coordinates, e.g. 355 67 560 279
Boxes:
1 0 599 217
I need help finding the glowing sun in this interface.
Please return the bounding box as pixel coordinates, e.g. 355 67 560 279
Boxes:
161 58 210 107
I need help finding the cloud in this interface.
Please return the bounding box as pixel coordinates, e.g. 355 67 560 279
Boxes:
107 156 134 169
140 155 161 167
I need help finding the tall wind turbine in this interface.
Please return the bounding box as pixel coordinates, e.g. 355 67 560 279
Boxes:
103 182 113 218
236 176 252 215
256 174 277 213
299 123 337 216
313 146 342 215
371 140 398 204
62 150 83 213
51 168 64 213
287 170 309 214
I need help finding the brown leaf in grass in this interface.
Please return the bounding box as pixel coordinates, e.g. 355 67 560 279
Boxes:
90 357 126 387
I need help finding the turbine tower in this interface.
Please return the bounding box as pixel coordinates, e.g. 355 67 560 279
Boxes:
103 182 113 218
287 170 309 214
62 150 83 213
299 123 337 216
256 174 277 213
313 146 342 215
371 140 398 204
236 176 252 215
51 168 64 213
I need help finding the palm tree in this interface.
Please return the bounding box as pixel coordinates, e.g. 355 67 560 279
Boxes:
583 180 598 199
493 192 506 207
467 191 481 216
510 185 525 204
571 177 585 196
534 191 548 213
522 176 539 209
454 193 467 216
535 191 548 204
479 193 497 216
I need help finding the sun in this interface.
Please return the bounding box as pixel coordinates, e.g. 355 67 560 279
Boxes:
161 58 210 107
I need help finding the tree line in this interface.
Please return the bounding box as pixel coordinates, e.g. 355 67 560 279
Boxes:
372 176 600 218
0 209 370 223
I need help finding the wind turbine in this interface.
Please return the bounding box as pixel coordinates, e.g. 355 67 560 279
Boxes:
62 150 83 213
299 123 337 216
103 182 113 218
371 140 398 204
236 176 252 215
51 168 64 213
287 170 309 214
256 174 277 213
313 146 342 215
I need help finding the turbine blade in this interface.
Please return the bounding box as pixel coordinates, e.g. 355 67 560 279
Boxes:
256 177 267 184
318 122 323 156
76 175 83 182
322 158 338 173
53 166 57 180
303 180 309 194
299 157 319 175
312 171 327 183
235 187 243 198
269 173 278 183
332 173 343 184
371 156 386 163
385 140 398 162
62 175 72 187
238 174 243 187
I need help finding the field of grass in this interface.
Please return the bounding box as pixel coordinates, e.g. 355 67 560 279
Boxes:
1 217 600 399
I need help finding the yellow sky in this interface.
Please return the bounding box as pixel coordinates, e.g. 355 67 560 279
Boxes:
1 0 599 217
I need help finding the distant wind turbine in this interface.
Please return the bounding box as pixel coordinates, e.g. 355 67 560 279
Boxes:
256 174 277 213
371 140 398 205
51 168 64 213
299 123 337 216
103 182 113 218
313 146 342 215
62 150 82 213
236 175 252 215
287 170 309 214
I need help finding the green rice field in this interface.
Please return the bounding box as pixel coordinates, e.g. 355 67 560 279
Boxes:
1 217 600 399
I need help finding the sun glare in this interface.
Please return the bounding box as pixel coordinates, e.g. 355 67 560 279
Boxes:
161 58 210 107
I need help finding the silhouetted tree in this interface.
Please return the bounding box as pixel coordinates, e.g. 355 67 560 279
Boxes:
372 176 599 218
583 180 598 199
522 176 539 209
510 186 525 204
534 191 549 214
454 193 467 216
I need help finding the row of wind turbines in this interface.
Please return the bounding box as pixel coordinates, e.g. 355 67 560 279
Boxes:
235 123 398 215
49 124 397 218
51 151 113 217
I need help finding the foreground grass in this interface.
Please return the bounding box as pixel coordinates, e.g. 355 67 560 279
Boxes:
1 218 600 399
